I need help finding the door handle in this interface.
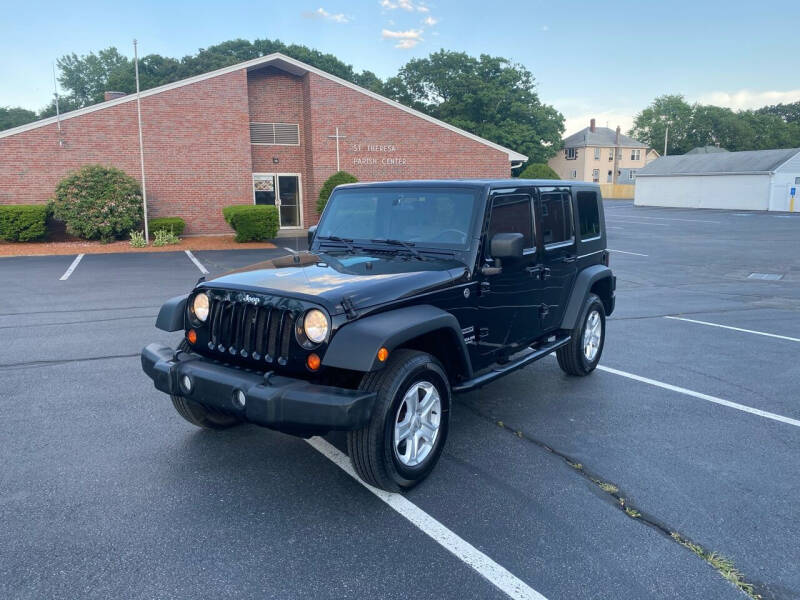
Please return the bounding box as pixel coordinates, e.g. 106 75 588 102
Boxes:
561 255 576 263
525 265 551 279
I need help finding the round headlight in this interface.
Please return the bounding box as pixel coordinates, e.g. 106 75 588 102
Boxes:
192 293 210 322
303 309 329 344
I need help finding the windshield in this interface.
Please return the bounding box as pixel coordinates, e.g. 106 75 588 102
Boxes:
316 187 479 249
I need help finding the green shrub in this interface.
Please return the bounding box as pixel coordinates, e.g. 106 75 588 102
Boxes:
0 205 49 242
129 230 147 248
222 205 279 242
317 171 358 213
517 163 561 180
51 165 143 242
152 229 180 247
149 217 186 237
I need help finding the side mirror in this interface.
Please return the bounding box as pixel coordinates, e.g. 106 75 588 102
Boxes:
490 232 525 259
307 225 318 247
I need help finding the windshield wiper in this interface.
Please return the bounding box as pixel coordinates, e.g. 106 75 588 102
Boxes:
317 235 356 252
370 238 422 259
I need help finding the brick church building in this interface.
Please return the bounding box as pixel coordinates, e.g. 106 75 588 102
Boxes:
0 53 526 235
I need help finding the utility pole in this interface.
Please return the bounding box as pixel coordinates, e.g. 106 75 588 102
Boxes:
664 123 669 156
134 39 149 243
52 63 63 147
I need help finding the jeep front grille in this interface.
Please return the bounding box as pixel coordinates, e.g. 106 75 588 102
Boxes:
207 299 295 365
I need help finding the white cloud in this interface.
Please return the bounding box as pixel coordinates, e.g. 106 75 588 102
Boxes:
382 28 424 48
380 0 429 12
422 15 438 26
696 89 800 111
302 7 350 23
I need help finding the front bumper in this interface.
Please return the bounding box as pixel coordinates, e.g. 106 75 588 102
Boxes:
141 343 375 435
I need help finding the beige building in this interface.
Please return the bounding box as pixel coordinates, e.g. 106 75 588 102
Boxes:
548 119 657 185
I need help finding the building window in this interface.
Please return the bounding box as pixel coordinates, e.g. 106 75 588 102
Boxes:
540 191 574 246
594 148 601 160
249 122 300 145
631 149 641 161
576 191 601 240
565 148 577 160
630 170 636 180
570 170 577 178
592 169 600 182
795 177 800 184
608 149 614 161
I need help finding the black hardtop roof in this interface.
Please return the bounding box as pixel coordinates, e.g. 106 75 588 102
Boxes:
335 178 600 191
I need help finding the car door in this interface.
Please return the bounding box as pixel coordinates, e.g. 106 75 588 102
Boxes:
477 190 543 359
536 187 578 332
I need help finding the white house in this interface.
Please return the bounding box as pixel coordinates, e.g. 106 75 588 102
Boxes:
634 148 800 212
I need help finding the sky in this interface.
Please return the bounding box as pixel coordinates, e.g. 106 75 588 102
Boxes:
1 0 799 136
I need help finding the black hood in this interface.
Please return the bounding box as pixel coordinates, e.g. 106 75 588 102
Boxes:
201 251 469 315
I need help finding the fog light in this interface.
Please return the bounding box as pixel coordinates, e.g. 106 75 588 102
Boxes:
180 375 193 394
233 389 246 409
307 353 321 371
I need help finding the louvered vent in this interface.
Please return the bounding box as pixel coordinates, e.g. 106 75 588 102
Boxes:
249 122 300 145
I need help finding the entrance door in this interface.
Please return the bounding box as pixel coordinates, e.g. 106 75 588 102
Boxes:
253 174 302 228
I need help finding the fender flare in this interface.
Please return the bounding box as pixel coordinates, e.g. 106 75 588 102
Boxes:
155 294 188 332
322 304 473 376
560 265 614 330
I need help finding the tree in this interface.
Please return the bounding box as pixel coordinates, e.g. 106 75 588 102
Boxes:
0 106 37 130
518 163 560 179
318 171 358 213
384 50 563 163
756 101 800 124
629 95 694 155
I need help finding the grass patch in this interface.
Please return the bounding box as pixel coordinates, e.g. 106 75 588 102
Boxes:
670 532 760 599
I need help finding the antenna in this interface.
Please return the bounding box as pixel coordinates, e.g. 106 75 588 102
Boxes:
52 62 63 146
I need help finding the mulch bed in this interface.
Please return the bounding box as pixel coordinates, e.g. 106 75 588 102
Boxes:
0 235 276 257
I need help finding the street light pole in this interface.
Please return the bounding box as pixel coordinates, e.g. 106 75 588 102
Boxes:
664 123 669 156
134 39 149 243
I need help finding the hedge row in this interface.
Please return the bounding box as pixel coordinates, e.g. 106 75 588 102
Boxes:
222 205 279 242
0 205 49 242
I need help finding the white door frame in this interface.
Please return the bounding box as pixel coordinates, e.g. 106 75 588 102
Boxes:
252 172 304 229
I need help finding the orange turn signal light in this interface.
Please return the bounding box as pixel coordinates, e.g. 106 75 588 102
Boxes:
307 353 321 371
377 347 389 362
187 329 197 344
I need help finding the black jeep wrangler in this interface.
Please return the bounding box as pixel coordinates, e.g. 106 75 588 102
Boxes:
142 179 614 491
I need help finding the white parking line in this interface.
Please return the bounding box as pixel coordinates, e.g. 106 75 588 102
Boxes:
283 246 298 254
59 254 84 280
608 249 648 257
664 316 800 343
306 437 548 600
596 365 800 428
184 250 209 274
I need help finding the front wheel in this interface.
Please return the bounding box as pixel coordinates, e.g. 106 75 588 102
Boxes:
347 350 450 492
557 293 606 376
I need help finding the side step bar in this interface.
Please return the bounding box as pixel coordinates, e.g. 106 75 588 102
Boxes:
452 335 571 394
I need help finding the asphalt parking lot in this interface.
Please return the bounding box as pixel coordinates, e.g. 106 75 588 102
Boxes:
2 202 799 600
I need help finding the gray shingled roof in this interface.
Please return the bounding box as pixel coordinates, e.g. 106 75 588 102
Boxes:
563 126 648 149
637 148 800 176
686 146 729 154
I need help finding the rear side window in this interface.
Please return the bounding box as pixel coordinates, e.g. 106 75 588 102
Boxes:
577 191 601 239
488 194 534 249
540 191 574 246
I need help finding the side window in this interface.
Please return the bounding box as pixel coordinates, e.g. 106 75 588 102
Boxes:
540 191 574 247
488 194 534 250
576 191 601 239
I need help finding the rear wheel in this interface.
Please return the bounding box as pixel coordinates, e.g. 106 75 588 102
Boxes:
170 340 241 430
347 350 450 492
557 293 605 376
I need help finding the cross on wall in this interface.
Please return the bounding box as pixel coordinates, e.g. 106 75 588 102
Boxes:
327 127 347 172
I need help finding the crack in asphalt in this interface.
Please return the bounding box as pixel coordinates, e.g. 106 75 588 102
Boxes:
0 353 140 370
458 400 766 599
0 314 155 330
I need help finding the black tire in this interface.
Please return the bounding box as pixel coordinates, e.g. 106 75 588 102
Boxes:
170 340 241 430
347 349 450 492
556 293 606 376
